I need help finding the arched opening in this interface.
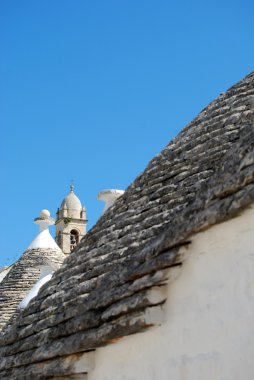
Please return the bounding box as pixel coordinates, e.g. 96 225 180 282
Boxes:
70 229 79 252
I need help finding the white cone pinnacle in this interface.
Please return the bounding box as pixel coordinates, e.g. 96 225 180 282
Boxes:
27 210 61 251
40 209 50 218
97 189 125 214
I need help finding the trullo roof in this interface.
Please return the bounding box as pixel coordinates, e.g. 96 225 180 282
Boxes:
0 70 254 379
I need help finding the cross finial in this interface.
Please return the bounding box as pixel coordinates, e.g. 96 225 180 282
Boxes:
70 179 74 192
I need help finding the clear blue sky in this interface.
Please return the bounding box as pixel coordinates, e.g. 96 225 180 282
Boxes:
0 0 253 266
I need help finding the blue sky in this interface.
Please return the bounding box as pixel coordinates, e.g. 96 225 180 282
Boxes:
0 0 253 266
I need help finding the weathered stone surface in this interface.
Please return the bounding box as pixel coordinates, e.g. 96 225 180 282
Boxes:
0 248 65 333
0 71 254 379
0 351 93 379
0 307 163 373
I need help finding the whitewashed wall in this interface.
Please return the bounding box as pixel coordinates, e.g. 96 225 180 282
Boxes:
0 266 11 283
88 205 254 380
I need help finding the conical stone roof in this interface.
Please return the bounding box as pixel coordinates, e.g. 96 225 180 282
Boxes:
0 71 254 379
0 210 65 333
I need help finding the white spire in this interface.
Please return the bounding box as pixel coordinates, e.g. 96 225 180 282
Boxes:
97 189 125 214
27 210 61 251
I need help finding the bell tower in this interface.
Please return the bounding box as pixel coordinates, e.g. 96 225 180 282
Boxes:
55 185 87 254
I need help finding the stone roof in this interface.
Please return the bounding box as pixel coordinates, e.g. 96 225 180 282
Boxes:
0 71 254 379
0 247 65 334
0 211 65 334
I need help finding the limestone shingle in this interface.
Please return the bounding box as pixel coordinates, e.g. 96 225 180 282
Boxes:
0 70 254 379
0 248 65 333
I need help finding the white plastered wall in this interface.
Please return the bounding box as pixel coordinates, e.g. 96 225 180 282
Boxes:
0 266 11 283
87 205 254 380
